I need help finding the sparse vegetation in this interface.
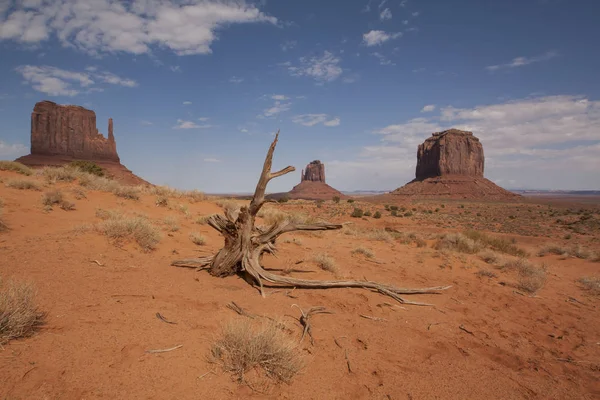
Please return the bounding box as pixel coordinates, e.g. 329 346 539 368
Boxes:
71 187 87 199
351 208 363 218
578 277 600 295
163 216 180 232
313 253 337 273
155 195 169 207
332 195 340 204
189 232 206 245
435 233 482 254
69 160 104 176
277 195 289 203
41 166 80 182
113 185 140 200
5 179 41 191
415 238 427 248
59 200 75 211
373 211 382 219
347 199 355 203
476 269 498 279
516 261 547 294
210 318 303 384
0 161 32 176
478 250 502 265
195 215 212 225
351 247 374 258
363 210 372 217
96 212 160 251
538 243 597 260
0 277 46 344
41 190 63 206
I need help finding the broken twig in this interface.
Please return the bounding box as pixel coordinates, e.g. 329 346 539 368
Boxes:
145 344 183 354
156 312 177 325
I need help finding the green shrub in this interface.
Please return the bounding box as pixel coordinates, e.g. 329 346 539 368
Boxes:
347 199 355 204
363 210 372 217
373 211 382 219
332 196 340 204
391 210 398 217
390 205 398 211
278 195 289 203
69 160 104 176
351 208 363 218
316 200 324 208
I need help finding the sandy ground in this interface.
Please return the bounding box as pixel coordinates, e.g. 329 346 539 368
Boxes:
1 169 599 399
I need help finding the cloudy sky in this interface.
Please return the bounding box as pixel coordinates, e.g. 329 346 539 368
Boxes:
0 0 599 192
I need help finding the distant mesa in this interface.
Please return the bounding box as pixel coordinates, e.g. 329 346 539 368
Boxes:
269 160 346 201
386 129 518 200
16 101 147 185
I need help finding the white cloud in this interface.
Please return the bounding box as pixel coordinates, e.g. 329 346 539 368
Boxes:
170 65 181 72
15 65 136 96
0 140 29 159
173 119 212 129
198 117 209 121
280 40 296 51
271 94 289 100
286 51 343 83
0 0 277 56
421 104 436 112
486 51 558 71
324 117 341 127
203 158 220 163
400 0 408 7
371 52 394 65
412 11 420 17
240 128 248 133
261 100 291 118
380 8 392 20
378 0 388 8
402 20 409 25
292 114 340 127
140 120 153 125
229 76 244 83
362 30 402 46
183 101 192 105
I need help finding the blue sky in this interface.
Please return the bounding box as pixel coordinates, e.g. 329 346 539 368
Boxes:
1 0 599 192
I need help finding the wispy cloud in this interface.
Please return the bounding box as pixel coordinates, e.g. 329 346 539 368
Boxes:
140 120 153 126
183 101 192 105
286 51 343 83
380 8 392 20
261 100 292 118
281 40 297 51
292 114 340 127
229 76 244 83
412 11 420 17
0 0 277 56
0 140 28 158
15 65 137 96
362 30 402 46
173 119 212 129
486 51 558 71
271 94 290 100
421 104 436 112
203 158 221 163
371 52 394 65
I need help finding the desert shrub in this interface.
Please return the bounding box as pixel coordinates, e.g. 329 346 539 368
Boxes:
435 233 482 254
185 189 205 202
391 210 398 217
5 179 41 191
367 229 393 242
278 195 290 203
389 205 398 211
391 231 417 244
569 245 596 260
78 174 120 192
373 211 382 219
516 262 547 294
95 208 123 220
537 244 567 257
41 166 80 182
478 250 502 265
189 232 206 245
0 277 46 344
415 238 427 248
0 207 7 232
216 199 243 215
195 215 212 225
476 269 497 279
351 208 363 218
96 215 160 251
404 212 413 217
316 200 324 208
332 196 340 204
313 253 337 273
0 161 32 176
210 319 302 383
155 195 169 207
578 277 600 295
41 190 63 206
351 247 374 258
113 185 140 200
71 187 87 199
363 210 372 217
463 230 528 257
69 160 104 176
59 200 75 211
163 216 180 232
347 199 355 204
384 205 390 211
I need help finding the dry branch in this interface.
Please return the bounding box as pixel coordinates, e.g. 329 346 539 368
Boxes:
171 132 450 305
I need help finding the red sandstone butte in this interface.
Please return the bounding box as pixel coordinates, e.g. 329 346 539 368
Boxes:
16 101 147 185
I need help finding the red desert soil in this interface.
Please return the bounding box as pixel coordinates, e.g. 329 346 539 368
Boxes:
1 169 599 399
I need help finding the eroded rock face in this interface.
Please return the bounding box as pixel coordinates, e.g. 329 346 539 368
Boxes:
301 160 326 183
30 101 119 162
415 129 483 180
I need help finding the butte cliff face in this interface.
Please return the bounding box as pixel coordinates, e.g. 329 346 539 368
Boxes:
301 160 326 183
30 100 119 162
415 129 484 180
16 101 147 185
386 129 517 200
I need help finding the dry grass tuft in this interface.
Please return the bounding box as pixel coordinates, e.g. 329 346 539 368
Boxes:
59 200 75 211
0 161 32 176
5 179 41 191
537 244 568 257
71 187 87 199
163 216 180 232
112 185 140 200
435 233 482 254
578 277 600 295
0 209 7 232
313 253 337 273
96 214 160 251
185 189 205 202
195 215 212 225
437 230 527 257
463 230 528 257
538 243 597 260
476 269 497 279
40 166 80 182
155 195 169 207
478 250 502 265
41 190 63 206
189 232 206 245
0 277 46 344
351 246 374 258
505 259 547 294
210 319 303 384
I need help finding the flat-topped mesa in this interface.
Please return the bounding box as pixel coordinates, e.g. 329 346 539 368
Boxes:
30 100 120 162
301 160 326 183
415 129 483 180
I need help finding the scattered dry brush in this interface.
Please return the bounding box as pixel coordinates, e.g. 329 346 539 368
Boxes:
0 277 46 344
